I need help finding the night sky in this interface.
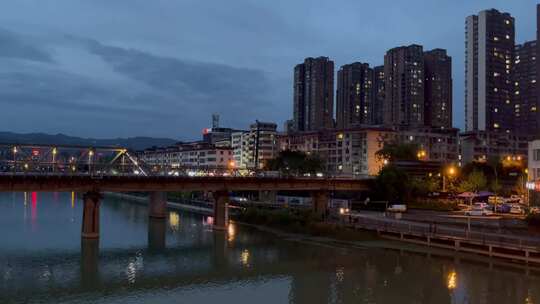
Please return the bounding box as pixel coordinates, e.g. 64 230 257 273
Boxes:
0 0 537 140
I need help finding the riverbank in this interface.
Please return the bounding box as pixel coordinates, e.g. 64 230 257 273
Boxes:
106 192 540 267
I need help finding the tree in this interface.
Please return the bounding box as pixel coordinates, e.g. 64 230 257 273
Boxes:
372 165 410 202
375 142 419 162
458 170 487 193
264 150 324 175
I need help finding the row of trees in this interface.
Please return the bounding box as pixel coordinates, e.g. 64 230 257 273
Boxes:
372 142 527 202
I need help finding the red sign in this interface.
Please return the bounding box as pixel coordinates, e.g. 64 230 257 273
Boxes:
32 149 40 156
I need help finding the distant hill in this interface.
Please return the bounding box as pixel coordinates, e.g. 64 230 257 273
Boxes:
0 132 180 150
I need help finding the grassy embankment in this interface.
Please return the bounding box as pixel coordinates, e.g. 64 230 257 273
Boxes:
235 207 376 241
406 198 461 212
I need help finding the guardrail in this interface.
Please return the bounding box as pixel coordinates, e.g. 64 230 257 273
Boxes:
349 213 540 250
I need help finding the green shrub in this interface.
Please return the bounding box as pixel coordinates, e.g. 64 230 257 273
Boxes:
407 198 460 212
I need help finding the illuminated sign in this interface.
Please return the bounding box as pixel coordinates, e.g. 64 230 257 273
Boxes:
32 149 40 156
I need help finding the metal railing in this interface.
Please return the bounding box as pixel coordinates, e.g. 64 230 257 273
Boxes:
349 213 540 250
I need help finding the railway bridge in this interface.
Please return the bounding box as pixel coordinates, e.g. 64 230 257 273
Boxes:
0 142 370 244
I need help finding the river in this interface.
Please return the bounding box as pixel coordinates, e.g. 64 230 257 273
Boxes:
0 192 539 303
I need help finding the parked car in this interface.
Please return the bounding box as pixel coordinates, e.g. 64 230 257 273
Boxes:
387 204 407 213
530 206 540 214
510 204 525 215
465 203 494 216
495 203 511 213
474 202 490 210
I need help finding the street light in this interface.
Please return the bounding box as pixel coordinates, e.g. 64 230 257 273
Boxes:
417 149 427 160
443 165 457 192
12 146 17 172
52 147 57 172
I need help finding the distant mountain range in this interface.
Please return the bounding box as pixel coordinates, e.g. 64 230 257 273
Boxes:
0 132 180 150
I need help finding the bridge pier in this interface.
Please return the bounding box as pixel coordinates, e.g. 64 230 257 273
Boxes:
212 190 229 230
212 232 228 268
80 238 100 288
259 190 276 203
81 191 102 239
149 191 167 219
311 190 329 219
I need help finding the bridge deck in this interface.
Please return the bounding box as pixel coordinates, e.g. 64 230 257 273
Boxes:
0 174 370 192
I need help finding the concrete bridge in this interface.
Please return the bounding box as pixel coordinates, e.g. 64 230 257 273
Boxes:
0 174 370 241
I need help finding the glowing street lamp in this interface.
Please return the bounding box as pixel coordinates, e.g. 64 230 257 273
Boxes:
52 147 57 172
443 165 457 192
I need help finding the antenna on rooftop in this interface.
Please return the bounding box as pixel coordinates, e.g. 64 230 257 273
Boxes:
212 114 220 129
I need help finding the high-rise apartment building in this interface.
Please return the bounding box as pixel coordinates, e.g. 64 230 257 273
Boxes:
424 49 453 129
537 4 540 133
232 122 278 169
383 44 425 127
372 65 385 125
293 57 334 132
514 41 539 136
465 9 515 133
336 62 373 128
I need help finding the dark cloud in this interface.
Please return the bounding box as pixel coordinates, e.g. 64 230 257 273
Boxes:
0 28 53 62
0 31 280 138
86 39 271 109
0 0 537 138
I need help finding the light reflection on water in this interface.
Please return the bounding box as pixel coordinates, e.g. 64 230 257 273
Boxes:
0 192 539 304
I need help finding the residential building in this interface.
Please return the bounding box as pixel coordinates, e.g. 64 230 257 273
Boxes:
529 140 540 182
202 127 243 146
372 65 385 125
232 122 278 169
279 125 459 177
459 131 529 164
383 44 425 127
140 142 233 169
395 126 460 163
465 9 515 133
279 127 394 177
245 121 278 169
528 140 540 205
231 131 249 169
293 57 334 131
336 62 373 128
514 41 539 136
424 49 453 129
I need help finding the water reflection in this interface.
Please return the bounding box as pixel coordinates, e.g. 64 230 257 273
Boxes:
447 270 457 290
0 192 539 304
228 223 236 242
81 238 99 288
148 218 166 252
168 211 180 231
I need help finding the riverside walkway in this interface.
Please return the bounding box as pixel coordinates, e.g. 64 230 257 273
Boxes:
344 212 540 265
